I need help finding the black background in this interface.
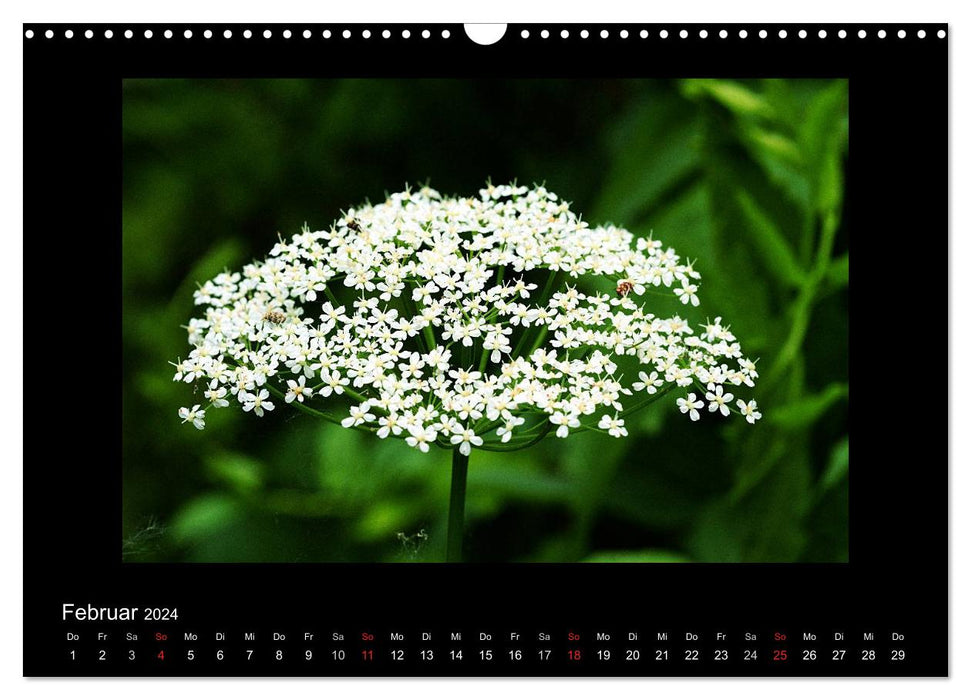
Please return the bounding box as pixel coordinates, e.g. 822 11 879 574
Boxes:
23 23 947 677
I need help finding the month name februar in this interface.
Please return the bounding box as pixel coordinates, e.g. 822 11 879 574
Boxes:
62 603 139 621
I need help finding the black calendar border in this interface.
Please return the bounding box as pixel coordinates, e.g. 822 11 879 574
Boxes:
23 23 948 677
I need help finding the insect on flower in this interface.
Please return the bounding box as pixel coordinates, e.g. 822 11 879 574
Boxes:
616 280 635 297
262 310 287 324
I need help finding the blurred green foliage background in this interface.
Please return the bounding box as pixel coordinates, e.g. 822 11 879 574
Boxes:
123 78 848 563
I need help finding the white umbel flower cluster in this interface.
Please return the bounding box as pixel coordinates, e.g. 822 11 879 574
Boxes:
174 183 760 451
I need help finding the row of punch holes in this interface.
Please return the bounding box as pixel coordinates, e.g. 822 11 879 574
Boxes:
24 26 947 42
24 27 453 40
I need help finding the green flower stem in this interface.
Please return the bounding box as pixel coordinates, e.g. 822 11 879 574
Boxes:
510 325 535 359
476 384 675 447
510 269 564 359
527 326 550 356
341 384 381 411
477 422 553 451
639 287 680 299
324 286 342 307
446 448 469 562
539 268 561 300
767 208 840 387
423 324 438 350
401 294 428 353
617 383 676 419
406 282 439 351
264 384 376 433
577 424 613 438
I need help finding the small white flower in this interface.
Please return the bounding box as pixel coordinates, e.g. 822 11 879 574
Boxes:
405 425 437 453
677 393 704 421
450 427 483 456
736 399 762 424
705 384 734 417
341 403 376 428
318 369 349 397
425 347 451 372
632 370 663 394
676 283 700 307
665 366 693 387
285 376 313 403
597 414 628 438
204 380 229 408
740 358 759 377
550 411 580 438
240 389 274 417
377 413 403 439
178 405 206 430
495 415 525 443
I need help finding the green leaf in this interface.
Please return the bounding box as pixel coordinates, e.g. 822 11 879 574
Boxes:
682 79 775 119
583 549 691 563
743 127 803 167
593 88 702 226
643 184 714 266
206 453 264 493
826 253 849 290
768 383 848 430
729 433 790 501
799 81 848 214
354 500 419 541
735 190 807 288
736 133 810 210
819 436 849 493
170 494 241 542
700 113 795 347
816 144 844 216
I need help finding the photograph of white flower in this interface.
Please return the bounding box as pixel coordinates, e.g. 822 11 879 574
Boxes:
172 183 762 559
123 79 848 563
